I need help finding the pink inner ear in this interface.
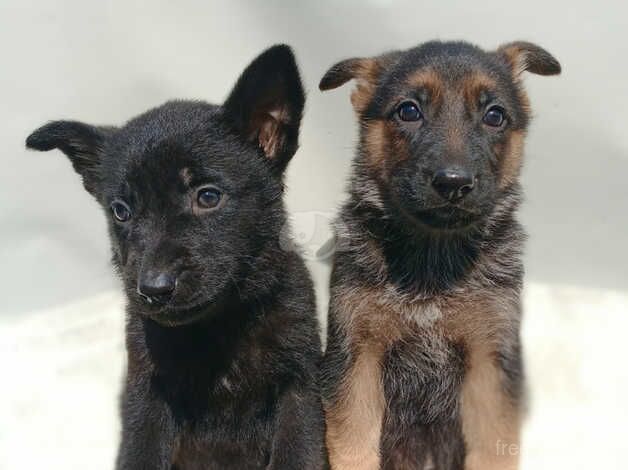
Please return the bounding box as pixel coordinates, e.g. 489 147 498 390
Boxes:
254 105 289 159
267 108 285 121
258 116 281 158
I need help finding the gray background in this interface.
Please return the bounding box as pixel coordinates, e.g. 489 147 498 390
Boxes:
2 0 626 315
1 1 627 469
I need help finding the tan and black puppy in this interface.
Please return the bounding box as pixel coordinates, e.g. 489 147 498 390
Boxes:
319 41 560 469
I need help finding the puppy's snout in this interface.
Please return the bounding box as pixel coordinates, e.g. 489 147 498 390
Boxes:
137 270 177 305
431 168 475 202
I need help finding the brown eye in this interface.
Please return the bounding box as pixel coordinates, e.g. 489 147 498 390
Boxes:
397 101 422 122
197 187 222 209
483 106 506 127
111 200 131 222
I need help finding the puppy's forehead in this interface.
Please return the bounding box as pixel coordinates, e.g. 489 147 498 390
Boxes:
376 42 510 103
107 103 243 181
111 101 226 164
398 42 500 80
105 131 235 199
403 66 499 108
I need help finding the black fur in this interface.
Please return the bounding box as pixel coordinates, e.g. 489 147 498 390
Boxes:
27 44 327 469
380 338 467 470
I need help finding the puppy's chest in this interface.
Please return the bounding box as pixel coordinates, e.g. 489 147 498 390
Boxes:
365 302 465 404
173 417 271 470
345 287 503 362
342 293 487 416
161 354 277 468
344 298 475 469
156 346 277 419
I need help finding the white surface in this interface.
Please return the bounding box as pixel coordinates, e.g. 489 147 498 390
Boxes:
2 283 627 469
1 0 627 468
521 284 628 469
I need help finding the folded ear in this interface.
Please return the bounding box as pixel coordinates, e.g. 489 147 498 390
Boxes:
26 120 112 196
222 44 305 174
497 41 561 77
319 52 398 113
319 57 381 91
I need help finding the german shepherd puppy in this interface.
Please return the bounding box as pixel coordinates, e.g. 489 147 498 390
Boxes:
319 41 560 469
26 45 327 469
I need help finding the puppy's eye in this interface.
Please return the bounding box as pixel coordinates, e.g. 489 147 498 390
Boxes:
483 106 506 127
111 200 131 222
397 101 422 122
197 187 223 210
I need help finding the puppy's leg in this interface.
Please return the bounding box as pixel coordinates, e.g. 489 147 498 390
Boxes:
268 381 328 470
324 348 385 470
115 375 176 470
460 346 521 470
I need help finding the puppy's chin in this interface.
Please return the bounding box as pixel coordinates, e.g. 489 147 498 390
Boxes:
409 206 482 232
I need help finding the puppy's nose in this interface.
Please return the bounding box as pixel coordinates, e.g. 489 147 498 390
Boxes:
431 168 475 202
137 271 176 305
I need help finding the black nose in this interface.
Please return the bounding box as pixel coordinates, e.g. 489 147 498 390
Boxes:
137 271 176 305
431 168 475 202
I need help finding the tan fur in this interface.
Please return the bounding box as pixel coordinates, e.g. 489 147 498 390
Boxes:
443 293 521 470
498 44 529 79
250 105 289 159
460 345 520 470
498 130 526 188
179 167 193 185
405 68 443 103
326 280 521 470
349 59 382 114
461 72 497 106
258 117 282 158
325 287 404 470
363 119 412 180
325 347 385 470
350 83 374 114
363 120 390 172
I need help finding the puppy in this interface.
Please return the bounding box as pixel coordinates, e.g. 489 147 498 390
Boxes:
27 45 327 469
319 41 560 469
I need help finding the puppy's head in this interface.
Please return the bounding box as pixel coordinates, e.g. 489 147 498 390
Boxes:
321 41 560 231
26 44 304 326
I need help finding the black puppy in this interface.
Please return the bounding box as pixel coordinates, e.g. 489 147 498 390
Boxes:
27 45 326 469
319 41 560 469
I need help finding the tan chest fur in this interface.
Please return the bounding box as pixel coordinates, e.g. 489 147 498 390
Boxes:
325 284 521 470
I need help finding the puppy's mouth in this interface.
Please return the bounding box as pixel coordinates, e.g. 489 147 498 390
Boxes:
412 206 482 230
142 296 216 327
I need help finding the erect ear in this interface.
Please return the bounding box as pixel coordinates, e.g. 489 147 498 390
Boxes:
26 120 113 196
319 52 398 113
222 44 305 174
497 41 561 77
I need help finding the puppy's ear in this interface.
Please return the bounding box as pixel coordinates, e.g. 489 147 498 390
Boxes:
223 44 305 174
319 52 398 113
319 57 381 91
497 41 561 77
26 120 112 196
